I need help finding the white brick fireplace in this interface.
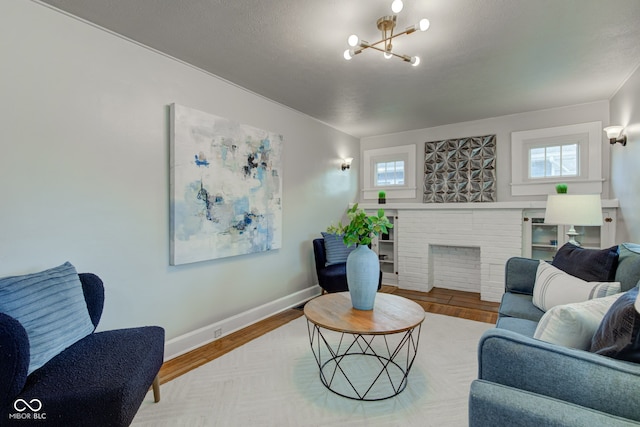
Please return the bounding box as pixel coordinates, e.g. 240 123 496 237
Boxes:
396 207 523 302
358 200 618 302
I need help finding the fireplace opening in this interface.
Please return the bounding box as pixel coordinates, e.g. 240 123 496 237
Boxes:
428 245 481 293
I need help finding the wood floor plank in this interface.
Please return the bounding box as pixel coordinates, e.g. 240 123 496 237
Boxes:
157 287 499 385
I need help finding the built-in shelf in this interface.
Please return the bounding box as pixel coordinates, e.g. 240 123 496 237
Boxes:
368 210 397 285
523 209 616 261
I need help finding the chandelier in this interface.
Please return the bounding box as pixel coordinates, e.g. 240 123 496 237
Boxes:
343 0 430 66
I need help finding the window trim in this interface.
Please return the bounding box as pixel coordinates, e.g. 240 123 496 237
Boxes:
511 121 603 196
363 144 416 199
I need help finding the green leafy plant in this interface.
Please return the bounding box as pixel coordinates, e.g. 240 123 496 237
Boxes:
326 203 393 247
555 183 568 194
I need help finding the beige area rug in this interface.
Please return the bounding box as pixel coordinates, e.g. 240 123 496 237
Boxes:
132 312 493 427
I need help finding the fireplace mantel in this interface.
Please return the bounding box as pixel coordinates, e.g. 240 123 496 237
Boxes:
356 200 619 211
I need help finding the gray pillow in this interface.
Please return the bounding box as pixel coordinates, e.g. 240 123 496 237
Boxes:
614 243 640 292
590 286 640 363
321 232 355 266
552 243 618 282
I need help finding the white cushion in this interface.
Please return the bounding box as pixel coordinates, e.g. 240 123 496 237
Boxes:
533 260 621 312
534 293 623 350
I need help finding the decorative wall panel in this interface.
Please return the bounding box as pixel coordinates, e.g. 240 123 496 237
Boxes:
423 135 496 203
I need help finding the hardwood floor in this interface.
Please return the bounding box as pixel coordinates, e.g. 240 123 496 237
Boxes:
157 286 500 385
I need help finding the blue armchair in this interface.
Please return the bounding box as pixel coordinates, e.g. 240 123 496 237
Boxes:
0 272 164 426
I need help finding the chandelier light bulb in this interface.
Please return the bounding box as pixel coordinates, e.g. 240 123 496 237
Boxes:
391 0 404 14
419 18 430 31
384 51 393 59
344 49 354 60
347 34 359 47
411 56 421 66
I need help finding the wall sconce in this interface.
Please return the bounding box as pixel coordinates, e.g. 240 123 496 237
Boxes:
341 157 353 171
603 126 627 146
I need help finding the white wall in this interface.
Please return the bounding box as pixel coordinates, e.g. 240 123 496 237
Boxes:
360 101 611 203
0 1 359 341
610 65 640 243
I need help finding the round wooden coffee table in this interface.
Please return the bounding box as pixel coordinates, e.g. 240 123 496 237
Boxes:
304 292 425 401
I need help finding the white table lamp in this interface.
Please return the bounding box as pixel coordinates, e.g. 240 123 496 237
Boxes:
544 194 603 246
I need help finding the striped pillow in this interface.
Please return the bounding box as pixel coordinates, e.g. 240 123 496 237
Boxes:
321 232 356 266
533 260 621 312
0 262 95 374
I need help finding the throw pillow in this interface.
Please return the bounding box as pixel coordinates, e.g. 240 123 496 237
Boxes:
590 286 640 363
614 243 640 292
551 243 618 282
534 293 623 350
0 262 95 374
532 260 621 312
321 232 355 266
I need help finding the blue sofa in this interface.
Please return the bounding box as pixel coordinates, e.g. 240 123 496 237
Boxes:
469 250 640 426
0 270 164 426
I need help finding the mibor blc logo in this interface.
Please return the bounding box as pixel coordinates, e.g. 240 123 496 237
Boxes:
9 398 47 421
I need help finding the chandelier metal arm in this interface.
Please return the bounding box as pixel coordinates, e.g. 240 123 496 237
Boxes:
366 27 414 50
366 44 406 60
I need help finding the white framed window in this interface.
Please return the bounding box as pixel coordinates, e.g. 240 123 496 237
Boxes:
376 160 405 186
511 121 603 196
528 143 578 179
363 144 416 199
527 140 588 181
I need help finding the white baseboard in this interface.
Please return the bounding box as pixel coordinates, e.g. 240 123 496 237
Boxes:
164 285 321 361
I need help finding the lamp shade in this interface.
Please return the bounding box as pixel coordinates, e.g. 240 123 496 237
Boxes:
604 126 624 139
544 194 603 226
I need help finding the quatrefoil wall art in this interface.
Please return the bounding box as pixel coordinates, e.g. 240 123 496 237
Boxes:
423 135 496 203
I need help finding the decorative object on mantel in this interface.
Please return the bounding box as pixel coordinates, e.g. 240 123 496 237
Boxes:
169 103 283 265
544 187 603 246
423 134 496 203
555 183 568 194
343 0 429 66
327 204 393 310
378 191 386 204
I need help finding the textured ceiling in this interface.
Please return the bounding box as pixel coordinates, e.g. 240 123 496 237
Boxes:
39 0 640 138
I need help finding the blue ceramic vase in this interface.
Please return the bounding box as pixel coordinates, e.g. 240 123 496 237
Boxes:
346 244 379 310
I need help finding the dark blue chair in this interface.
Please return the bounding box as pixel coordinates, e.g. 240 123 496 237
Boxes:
0 273 164 426
313 238 383 293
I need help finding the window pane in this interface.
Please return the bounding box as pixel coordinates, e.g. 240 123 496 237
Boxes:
528 144 579 180
530 147 545 178
546 146 561 177
375 160 405 186
561 144 577 176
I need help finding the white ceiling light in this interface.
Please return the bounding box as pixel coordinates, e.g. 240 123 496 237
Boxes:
343 0 429 66
391 0 404 14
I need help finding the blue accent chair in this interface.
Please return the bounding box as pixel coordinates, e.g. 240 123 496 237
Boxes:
0 273 164 426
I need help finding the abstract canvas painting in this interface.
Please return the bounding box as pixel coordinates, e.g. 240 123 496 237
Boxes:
170 104 283 265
